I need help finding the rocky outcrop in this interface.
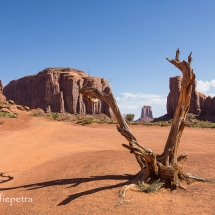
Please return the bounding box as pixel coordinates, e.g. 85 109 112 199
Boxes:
167 76 215 116
0 80 3 92
135 106 154 123
0 96 30 115
167 76 181 116
189 81 201 115
0 79 6 102
3 68 112 117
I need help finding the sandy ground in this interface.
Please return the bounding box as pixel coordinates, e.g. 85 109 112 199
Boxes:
0 112 215 215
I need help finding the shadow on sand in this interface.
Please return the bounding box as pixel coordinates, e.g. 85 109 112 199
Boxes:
0 172 13 184
0 174 134 206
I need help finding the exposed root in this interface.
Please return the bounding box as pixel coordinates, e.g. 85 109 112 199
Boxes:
114 198 132 208
119 170 214 198
185 173 214 184
119 168 151 198
119 183 136 198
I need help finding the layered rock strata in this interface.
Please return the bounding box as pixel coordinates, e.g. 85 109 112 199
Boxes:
0 79 6 102
135 106 154 123
167 76 215 116
3 68 112 117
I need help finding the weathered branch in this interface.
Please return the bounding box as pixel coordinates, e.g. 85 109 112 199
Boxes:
79 84 156 172
79 81 159 197
79 50 213 197
158 56 195 167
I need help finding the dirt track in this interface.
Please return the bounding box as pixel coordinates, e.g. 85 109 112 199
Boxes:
0 112 215 214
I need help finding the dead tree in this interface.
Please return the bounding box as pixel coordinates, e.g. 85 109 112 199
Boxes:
79 50 213 197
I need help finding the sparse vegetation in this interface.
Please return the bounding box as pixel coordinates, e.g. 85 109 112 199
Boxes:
76 115 117 125
31 108 117 124
55 112 75 122
0 111 17 118
77 118 100 125
125 114 135 122
135 179 165 193
47 113 59 120
31 108 46 117
187 121 215 129
142 114 215 128
143 121 170 127
30 108 215 128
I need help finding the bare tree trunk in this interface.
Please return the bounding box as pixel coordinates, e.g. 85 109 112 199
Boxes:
79 51 213 197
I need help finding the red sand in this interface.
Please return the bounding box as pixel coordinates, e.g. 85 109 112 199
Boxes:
0 112 214 214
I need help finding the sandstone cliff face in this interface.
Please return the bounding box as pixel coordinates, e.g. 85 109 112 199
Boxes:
3 68 112 117
167 76 215 116
0 79 30 115
0 79 6 102
135 105 154 123
0 80 3 92
166 76 181 116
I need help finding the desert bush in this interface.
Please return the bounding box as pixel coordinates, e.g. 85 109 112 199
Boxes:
136 179 164 193
143 122 154 126
77 117 105 125
142 121 171 127
183 120 215 129
125 114 135 122
77 118 94 125
47 113 58 120
31 108 45 117
56 112 75 122
0 111 17 118
107 120 118 124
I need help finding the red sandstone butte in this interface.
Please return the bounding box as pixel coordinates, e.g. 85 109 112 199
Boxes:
167 76 215 116
135 105 154 123
3 68 112 117
0 79 6 102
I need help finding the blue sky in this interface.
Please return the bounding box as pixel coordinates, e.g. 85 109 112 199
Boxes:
1 1 215 119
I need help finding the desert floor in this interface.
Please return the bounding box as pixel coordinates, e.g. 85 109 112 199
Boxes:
0 112 214 215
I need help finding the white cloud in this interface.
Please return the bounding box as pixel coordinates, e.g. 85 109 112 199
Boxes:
210 80 215 87
121 92 164 100
197 79 215 93
118 103 138 110
115 92 167 118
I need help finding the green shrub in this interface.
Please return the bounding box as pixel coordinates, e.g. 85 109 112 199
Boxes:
56 113 75 122
47 113 58 120
31 108 45 117
136 179 164 193
125 114 135 122
0 111 17 118
77 118 94 125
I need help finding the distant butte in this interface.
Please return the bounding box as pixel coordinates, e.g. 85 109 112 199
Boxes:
135 105 154 123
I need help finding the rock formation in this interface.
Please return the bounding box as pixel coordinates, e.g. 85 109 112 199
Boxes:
0 80 3 92
167 76 215 117
135 105 154 123
0 99 30 115
0 79 6 102
3 68 112 117
1 79 30 115
167 76 181 116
